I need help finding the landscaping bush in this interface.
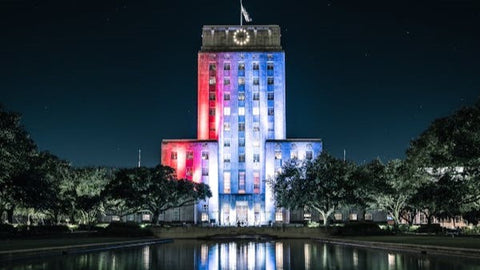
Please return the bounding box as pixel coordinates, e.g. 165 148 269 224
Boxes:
330 222 385 236
28 225 71 234
415 224 442 234
103 222 153 237
0 224 16 238
462 226 480 235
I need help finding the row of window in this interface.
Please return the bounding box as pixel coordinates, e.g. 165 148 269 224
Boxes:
223 171 260 194
223 153 260 163
209 62 274 71
218 92 274 101
222 106 274 116
209 77 275 86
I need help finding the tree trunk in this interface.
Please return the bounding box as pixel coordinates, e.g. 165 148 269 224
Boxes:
6 206 14 224
153 209 160 225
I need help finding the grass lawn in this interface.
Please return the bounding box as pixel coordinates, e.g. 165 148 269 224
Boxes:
0 237 153 252
343 235 480 250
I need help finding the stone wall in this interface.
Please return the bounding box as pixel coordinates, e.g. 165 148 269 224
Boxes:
151 226 328 239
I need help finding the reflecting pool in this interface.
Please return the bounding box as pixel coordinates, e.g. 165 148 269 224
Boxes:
2 239 480 270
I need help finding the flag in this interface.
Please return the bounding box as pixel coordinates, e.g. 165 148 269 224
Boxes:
241 5 252 22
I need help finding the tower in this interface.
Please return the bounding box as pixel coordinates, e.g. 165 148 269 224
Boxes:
161 25 322 225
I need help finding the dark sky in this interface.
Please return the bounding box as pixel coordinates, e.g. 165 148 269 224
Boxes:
1 0 479 167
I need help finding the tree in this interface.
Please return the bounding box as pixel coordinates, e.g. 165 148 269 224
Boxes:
407 99 480 223
11 152 72 224
0 105 37 223
68 167 111 225
369 159 422 227
103 165 212 224
271 153 356 225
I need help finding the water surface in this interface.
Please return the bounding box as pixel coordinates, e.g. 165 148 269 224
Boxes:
2 239 480 270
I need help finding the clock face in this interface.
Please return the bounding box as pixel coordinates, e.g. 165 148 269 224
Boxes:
233 29 250 46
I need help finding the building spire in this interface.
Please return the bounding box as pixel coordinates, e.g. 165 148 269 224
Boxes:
138 148 142 167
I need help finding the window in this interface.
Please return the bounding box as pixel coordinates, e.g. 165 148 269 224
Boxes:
224 78 230 85
253 123 260 132
186 167 193 177
238 63 245 70
186 151 193 160
224 153 231 163
290 151 298 159
268 107 274 116
253 154 260 163
209 77 216 85
238 93 245 101
275 211 283 222
306 151 313 160
253 62 259 70
365 213 373 221
202 151 209 160
171 151 177 160
209 63 216 71
224 140 230 147
268 92 274 100
253 107 259 115
224 93 230 101
202 167 208 176
238 107 245 115
334 213 343 221
209 108 215 116
238 123 245 131
253 78 259 85
349 213 358 221
239 154 245 163
224 63 230 70
253 93 260 100
267 62 274 70
238 171 246 193
224 122 230 131
239 138 245 147
275 151 282 160
254 172 260 193
224 107 230 115
267 77 274 85
238 77 245 85
268 121 274 132
209 93 216 101
224 172 231 193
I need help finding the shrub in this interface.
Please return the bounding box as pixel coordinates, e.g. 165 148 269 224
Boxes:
461 226 480 235
103 222 153 237
330 222 384 236
415 224 442 234
0 224 16 238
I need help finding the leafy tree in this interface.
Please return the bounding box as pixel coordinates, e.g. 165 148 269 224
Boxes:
0 105 37 223
407 99 480 223
104 165 212 224
271 153 356 225
369 159 423 227
68 167 111 224
11 152 72 224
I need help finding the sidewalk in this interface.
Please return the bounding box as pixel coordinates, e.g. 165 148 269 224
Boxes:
0 238 172 263
316 237 480 259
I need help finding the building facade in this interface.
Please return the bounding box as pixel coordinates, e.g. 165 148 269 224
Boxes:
161 25 322 225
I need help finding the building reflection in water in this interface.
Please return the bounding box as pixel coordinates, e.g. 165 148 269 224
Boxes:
304 243 311 270
142 246 150 270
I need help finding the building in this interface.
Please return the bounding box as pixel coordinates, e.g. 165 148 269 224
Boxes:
161 25 322 226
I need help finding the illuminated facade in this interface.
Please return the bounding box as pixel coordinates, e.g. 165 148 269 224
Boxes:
161 25 322 225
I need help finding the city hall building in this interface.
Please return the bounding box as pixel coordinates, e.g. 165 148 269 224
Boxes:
161 25 322 226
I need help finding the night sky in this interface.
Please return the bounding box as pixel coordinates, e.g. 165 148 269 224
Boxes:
1 0 479 167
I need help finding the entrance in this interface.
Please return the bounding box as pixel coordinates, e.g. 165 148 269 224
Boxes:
236 201 248 225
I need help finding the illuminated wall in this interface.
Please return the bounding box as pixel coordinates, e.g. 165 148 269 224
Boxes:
161 25 322 225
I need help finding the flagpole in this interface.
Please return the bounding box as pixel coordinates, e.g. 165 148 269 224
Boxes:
240 0 243 25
